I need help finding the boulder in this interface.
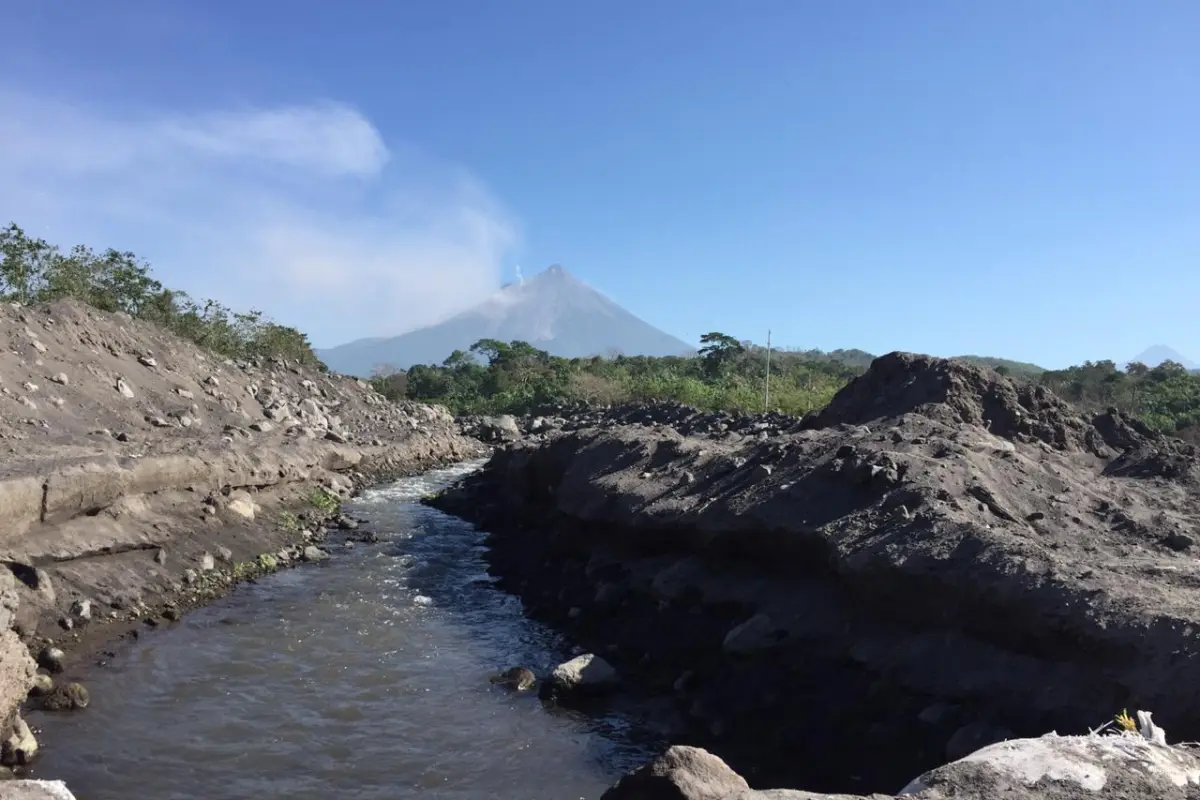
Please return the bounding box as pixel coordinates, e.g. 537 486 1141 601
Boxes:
601 745 749 799
0 781 78 799
603 717 1200 799
540 653 618 700
1 714 37 766
302 546 330 563
480 415 522 443
224 490 258 520
901 725 1200 798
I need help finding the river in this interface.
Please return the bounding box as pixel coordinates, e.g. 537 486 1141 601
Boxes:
27 462 661 799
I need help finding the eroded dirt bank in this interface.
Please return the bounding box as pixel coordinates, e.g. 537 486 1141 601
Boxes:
0 299 485 771
432 353 1200 795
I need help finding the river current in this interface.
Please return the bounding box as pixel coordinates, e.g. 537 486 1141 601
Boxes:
28 462 660 799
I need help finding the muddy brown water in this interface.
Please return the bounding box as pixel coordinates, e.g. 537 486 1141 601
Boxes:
27 462 663 800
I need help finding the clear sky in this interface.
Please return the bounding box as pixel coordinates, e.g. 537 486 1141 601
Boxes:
1 1 1197 368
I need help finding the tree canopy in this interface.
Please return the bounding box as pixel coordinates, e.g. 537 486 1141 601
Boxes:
0 222 323 368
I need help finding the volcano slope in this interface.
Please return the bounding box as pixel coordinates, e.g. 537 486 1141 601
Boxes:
0 298 483 767
432 352 1200 794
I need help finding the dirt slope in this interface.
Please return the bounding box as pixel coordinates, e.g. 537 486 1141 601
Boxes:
0 298 484 768
433 352 1200 793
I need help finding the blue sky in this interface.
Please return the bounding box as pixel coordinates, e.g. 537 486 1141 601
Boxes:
1 1 1197 368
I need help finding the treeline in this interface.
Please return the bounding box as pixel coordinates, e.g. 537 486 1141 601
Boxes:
0 223 323 368
371 335 1200 440
1039 359 1200 438
371 332 861 417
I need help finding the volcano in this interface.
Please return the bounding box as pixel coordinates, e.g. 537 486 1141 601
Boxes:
317 265 694 375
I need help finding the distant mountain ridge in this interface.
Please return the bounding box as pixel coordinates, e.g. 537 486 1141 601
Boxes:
1130 345 1197 371
318 265 695 376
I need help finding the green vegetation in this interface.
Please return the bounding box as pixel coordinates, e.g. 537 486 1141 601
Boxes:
0 222 323 368
372 332 861 417
277 511 301 533
372 336 1200 440
957 355 1045 380
307 489 340 515
1040 359 1200 438
221 553 284 584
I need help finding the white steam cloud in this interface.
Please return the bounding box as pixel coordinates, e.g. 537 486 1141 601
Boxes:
0 90 519 346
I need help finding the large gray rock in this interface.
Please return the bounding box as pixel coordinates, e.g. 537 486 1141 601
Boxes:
540 653 618 699
604 718 1200 800
480 415 522 443
899 725 1200 799
0 780 78 799
601 745 750 799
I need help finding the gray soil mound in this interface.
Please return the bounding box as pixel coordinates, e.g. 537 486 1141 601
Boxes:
433 352 1200 793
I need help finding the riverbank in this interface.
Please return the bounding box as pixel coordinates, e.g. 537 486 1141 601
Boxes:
23 462 660 800
0 298 486 773
430 352 1200 795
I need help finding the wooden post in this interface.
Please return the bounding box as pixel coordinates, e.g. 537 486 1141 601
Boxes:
763 329 772 412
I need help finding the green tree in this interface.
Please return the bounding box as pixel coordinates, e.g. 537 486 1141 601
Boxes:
698 331 745 378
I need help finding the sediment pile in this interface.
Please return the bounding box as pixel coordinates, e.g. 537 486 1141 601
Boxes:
433 352 1200 794
0 298 484 772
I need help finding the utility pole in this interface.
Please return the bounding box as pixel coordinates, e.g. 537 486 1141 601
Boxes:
763 329 772 413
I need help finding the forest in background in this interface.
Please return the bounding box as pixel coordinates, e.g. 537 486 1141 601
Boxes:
369 333 1200 442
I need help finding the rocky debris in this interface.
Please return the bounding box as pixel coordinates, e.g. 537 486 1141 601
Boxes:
431 352 1200 792
456 402 807 445
604 717 1200 799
